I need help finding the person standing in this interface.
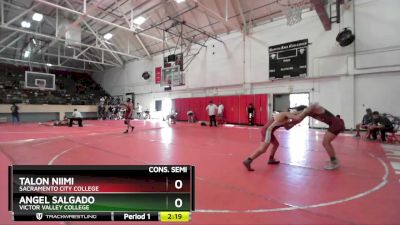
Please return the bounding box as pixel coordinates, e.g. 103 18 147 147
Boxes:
98 97 105 120
10 103 20 124
247 103 255 126
69 109 83 127
123 98 135 133
206 101 218 127
136 103 142 119
217 103 224 124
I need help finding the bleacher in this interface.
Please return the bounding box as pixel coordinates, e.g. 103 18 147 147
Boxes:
0 70 109 105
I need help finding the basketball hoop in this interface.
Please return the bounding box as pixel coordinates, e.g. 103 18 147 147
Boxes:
285 0 304 26
160 66 185 87
25 71 55 90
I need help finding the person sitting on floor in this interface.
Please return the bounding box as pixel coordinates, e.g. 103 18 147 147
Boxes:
69 109 83 127
368 111 394 142
167 110 178 124
38 117 69 126
354 108 373 138
187 110 195 123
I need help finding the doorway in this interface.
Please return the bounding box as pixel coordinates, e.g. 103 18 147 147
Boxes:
162 98 172 120
273 93 309 127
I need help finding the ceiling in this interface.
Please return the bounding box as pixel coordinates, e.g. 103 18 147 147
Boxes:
0 0 315 72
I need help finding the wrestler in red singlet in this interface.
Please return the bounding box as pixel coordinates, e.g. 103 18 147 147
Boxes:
123 98 135 134
296 104 345 170
309 109 345 136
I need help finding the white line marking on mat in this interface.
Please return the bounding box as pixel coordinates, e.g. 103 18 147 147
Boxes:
0 136 65 144
196 154 389 213
48 147 73 165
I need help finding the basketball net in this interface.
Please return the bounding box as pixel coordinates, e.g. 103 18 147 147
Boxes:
285 1 304 26
37 83 45 91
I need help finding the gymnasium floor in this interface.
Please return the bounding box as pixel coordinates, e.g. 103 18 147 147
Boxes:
1 120 400 225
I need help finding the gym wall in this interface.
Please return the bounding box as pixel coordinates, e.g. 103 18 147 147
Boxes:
92 0 400 129
174 94 268 125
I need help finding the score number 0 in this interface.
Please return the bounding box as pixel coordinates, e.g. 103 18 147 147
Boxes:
174 180 183 208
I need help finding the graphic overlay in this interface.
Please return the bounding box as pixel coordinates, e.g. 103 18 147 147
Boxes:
269 39 308 80
9 165 195 222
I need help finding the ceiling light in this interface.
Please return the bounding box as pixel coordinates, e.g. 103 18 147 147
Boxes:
23 51 30 58
103 33 113 40
21 21 31 28
32 13 43 22
133 16 146 25
175 0 186 3
46 63 52 67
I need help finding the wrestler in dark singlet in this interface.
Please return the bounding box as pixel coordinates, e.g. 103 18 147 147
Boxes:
294 104 345 170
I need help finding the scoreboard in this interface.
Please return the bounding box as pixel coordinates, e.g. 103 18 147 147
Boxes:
9 165 195 222
269 39 308 80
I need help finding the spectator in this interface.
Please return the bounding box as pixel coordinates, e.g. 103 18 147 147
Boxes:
206 100 217 127
187 110 194 123
113 106 120 119
247 103 255 126
136 103 142 119
369 111 394 142
108 105 113 119
167 110 178 124
97 104 105 120
69 109 83 127
10 103 20 124
217 103 224 124
143 109 150 120
354 108 373 138
100 97 105 106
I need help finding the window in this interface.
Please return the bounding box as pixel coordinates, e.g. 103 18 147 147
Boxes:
155 100 162 112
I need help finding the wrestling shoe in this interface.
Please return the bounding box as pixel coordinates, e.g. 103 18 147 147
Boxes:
324 159 340 170
268 158 280 165
243 159 254 171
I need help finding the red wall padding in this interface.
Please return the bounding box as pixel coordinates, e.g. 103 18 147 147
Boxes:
259 94 268 125
174 94 268 125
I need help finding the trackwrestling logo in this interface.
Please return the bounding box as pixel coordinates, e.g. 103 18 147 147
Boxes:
36 213 43 220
